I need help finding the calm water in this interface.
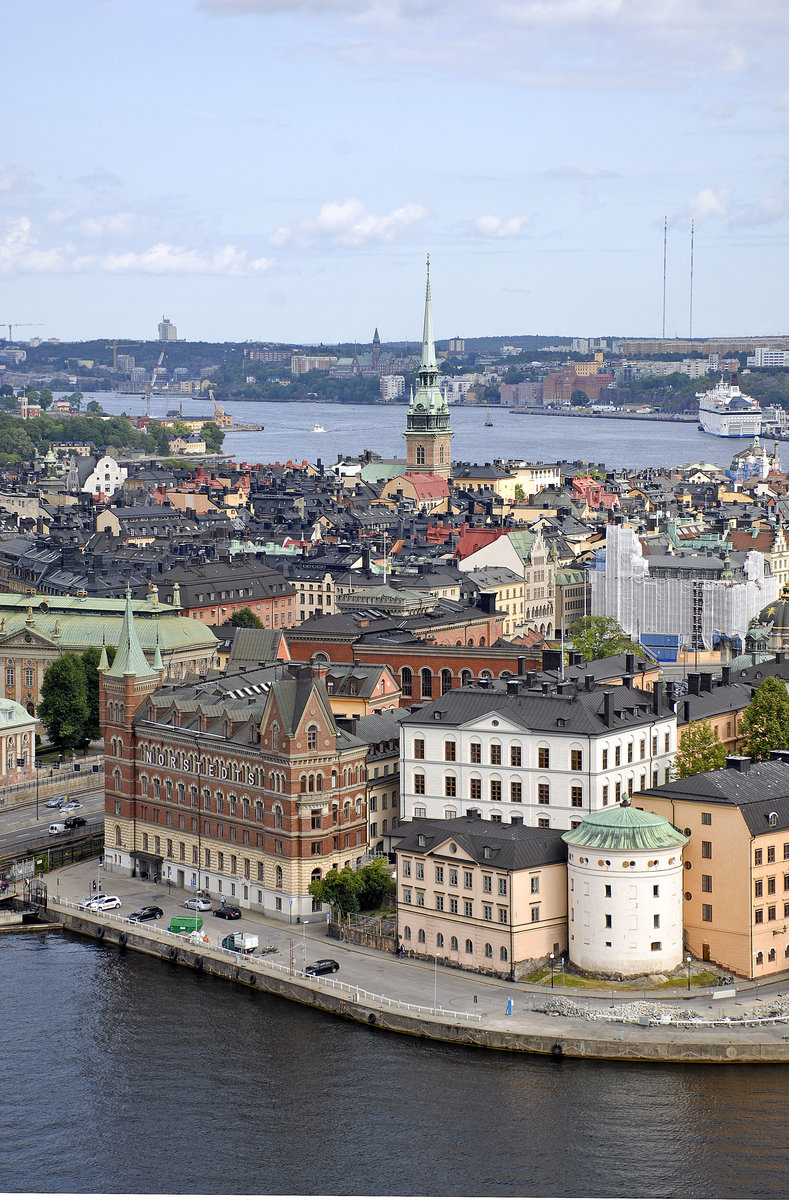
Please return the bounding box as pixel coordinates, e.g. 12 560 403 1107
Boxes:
2 930 789 1197
83 392 773 472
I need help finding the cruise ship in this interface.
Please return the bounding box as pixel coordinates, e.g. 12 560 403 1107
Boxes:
697 377 762 438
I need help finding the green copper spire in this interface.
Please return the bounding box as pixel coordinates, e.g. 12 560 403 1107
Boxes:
407 254 450 420
106 589 157 679
153 629 164 672
421 254 438 374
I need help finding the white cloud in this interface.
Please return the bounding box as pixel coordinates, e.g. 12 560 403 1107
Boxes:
474 213 532 239
272 198 428 247
671 188 731 227
0 165 35 194
728 192 786 229
0 217 274 277
79 212 143 239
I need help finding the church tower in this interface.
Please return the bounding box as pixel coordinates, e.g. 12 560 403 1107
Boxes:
404 256 452 479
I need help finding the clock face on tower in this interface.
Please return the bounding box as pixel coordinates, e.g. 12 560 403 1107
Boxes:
416 403 425 411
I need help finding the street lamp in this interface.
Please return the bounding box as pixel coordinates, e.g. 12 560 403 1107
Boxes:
686 954 692 991
302 919 309 972
550 952 555 988
433 953 438 1015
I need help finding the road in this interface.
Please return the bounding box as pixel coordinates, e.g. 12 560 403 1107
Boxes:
0 789 104 858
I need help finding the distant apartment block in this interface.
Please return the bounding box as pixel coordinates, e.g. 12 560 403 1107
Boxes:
747 347 789 368
380 374 405 402
158 316 177 341
291 354 339 376
116 354 135 372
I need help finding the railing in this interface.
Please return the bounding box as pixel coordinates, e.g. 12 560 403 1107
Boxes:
52 898 482 1022
0 756 104 808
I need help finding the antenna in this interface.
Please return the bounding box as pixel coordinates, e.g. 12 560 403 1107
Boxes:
689 219 695 340
657 213 661 338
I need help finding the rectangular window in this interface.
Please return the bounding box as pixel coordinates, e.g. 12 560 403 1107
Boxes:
498 878 507 896
602 784 609 807
571 786 583 808
498 907 508 924
602 748 608 770
538 783 550 805
604 884 611 898
490 780 502 804
768 877 776 895
615 745 621 767
530 876 539 894
755 879 763 898
402 888 412 905
444 740 456 761
470 778 481 800
414 774 425 795
538 818 550 828
435 865 444 884
402 860 411 877
768 846 776 864
701 841 712 859
702 904 712 922
754 908 764 924
653 914 660 928
435 896 444 911
470 742 481 764
701 812 712 826
627 743 633 764
571 749 583 771
768 905 776 921
483 875 492 893
530 906 540 923
640 740 646 760
510 781 522 804
449 898 458 914
464 871 473 889
483 905 493 921
4 666 13 686
449 869 457 886
414 739 425 759
605 914 612 928
464 901 473 917
416 892 425 907
755 849 763 866
444 776 456 797
510 745 522 767
701 875 712 893
664 732 670 753
490 745 501 765
416 862 424 880
538 747 550 769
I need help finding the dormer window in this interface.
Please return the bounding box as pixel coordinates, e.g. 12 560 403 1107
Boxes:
417 834 426 847
768 811 778 827
483 846 493 859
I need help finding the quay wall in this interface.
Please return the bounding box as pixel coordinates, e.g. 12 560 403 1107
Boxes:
44 901 789 1065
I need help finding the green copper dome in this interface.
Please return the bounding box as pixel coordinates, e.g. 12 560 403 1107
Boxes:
562 804 688 852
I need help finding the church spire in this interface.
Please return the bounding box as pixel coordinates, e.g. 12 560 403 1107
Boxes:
421 253 438 374
106 588 157 679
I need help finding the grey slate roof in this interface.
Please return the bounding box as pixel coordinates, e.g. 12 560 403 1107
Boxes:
638 758 789 836
395 815 568 870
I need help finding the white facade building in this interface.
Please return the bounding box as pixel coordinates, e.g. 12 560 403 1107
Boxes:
563 804 688 975
81 455 128 500
399 678 676 831
380 374 406 402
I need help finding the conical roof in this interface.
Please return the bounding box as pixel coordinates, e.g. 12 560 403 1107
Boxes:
562 804 688 852
105 589 158 680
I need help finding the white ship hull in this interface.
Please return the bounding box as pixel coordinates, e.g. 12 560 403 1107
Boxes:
697 381 762 438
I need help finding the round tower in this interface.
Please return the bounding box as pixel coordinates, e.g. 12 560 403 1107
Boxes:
562 801 688 976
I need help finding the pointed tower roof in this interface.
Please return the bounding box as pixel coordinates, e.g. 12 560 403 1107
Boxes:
420 254 438 373
153 629 164 672
106 589 157 679
407 254 449 419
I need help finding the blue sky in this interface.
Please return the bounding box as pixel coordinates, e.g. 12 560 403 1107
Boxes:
2 0 788 344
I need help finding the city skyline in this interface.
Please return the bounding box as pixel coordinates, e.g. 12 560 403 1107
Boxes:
2 1 789 343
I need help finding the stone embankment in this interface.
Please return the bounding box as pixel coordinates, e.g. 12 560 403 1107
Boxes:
42 897 789 1065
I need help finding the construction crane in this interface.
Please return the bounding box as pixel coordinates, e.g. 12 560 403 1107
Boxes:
1 322 43 342
144 343 168 416
208 388 227 426
105 340 141 369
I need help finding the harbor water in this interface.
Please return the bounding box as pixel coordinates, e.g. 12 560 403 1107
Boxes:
2 929 788 1197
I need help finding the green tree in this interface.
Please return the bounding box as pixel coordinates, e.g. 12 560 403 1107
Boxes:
86 399 104 414
68 390 83 411
357 858 394 910
38 387 53 410
226 606 263 628
740 676 789 761
308 866 362 916
674 722 727 778
568 616 641 662
201 421 225 452
38 654 89 751
570 389 589 406
514 484 525 501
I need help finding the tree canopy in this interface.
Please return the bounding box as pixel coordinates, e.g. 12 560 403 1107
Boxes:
740 676 789 761
38 654 89 751
568 616 641 662
226 607 262 628
308 858 393 916
674 722 727 778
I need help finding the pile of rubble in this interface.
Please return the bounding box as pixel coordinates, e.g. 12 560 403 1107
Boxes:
536 995 701 1024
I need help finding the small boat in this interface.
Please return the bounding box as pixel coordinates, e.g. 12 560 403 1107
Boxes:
312 424 326 433
484 407 493 427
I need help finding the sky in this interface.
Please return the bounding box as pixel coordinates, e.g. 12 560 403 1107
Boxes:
2 0 789 345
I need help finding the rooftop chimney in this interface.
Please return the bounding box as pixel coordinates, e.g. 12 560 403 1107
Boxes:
726 755 751 773
687 673 701 696
769 750 789 764
603 691 614 727
652 680 662 715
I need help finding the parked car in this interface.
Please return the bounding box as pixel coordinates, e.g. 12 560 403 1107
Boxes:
64 815 87 829
79 893 108 908
45 796 66 809
59 800 82 813
306 959 340 976
128 905 163 923
48 822 68 836
183 897 212 911
214 904 242 920
87 896 121 912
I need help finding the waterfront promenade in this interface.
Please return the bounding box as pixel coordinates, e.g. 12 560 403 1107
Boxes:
31 859 789 1064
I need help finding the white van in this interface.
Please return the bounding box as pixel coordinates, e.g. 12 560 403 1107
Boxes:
48 822 68 835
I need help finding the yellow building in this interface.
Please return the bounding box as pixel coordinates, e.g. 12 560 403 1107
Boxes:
634 754 789 979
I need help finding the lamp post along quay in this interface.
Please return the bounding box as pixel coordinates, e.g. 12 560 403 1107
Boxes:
687 954 692 991
550 952 556 988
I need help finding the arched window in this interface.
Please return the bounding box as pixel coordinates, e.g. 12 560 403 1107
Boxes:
403 925 411 941
401 667 412 697
275 865 283 889
114 768 121 792
450 936 458 952
436 932 444 948
460 669 473 687
439 444 445 464
465 939 473 954
308 775 314 793
316 775 323 792
484 943 493 958
756 951 764 965
500 946 508 962
416 444 426 466
311 868 322 882
274 804 283 829
441 668 452 695
417 928 426 943
300 775 307 792
769 947 777 962
115 825 122 847
307 724 318 750
271 723 280 750
420 668 432 699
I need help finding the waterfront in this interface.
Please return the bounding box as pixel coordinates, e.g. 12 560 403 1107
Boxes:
3 928 789 1197
86 393 773 472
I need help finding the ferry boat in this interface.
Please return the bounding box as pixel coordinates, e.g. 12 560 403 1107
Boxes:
697 377 762 438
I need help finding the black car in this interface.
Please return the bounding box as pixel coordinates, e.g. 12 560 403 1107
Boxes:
128 905 164 923
214 904 242 920
64 815 87 829
306 959 340 976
